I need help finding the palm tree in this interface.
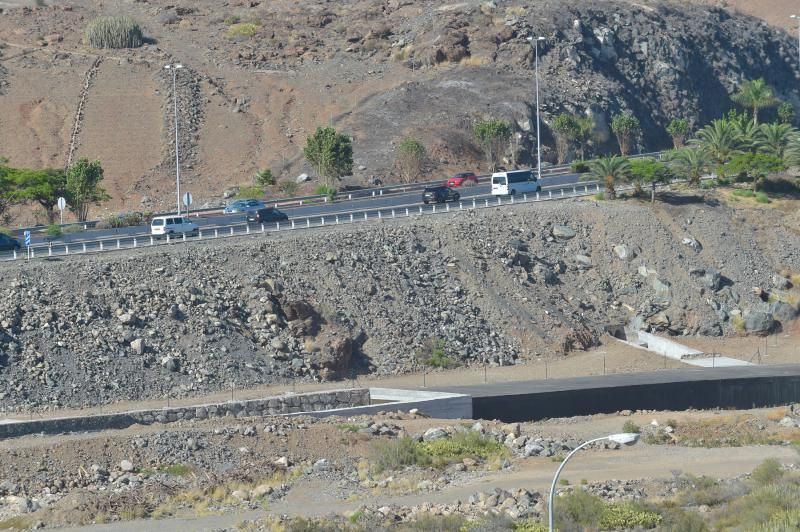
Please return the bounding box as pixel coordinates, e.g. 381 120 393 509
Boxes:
667 148 711 187
757 123 797 160
690 120 742 178
731 78 778 126
574 116 596 160
588 156 631 200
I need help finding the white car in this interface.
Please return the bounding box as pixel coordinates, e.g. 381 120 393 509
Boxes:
150 215 199 237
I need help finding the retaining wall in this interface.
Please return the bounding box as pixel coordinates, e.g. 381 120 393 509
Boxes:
463 367 800 423
0 388 369 439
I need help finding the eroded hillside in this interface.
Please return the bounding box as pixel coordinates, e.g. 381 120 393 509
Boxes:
0 0 798 219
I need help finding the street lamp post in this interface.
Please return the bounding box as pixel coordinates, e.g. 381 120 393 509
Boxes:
791 15 800 66
165 63 184 215
548 432 640 532
528 36 546 182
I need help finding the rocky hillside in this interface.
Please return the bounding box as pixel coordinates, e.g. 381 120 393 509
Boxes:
0 192 798 411
0 0 798 217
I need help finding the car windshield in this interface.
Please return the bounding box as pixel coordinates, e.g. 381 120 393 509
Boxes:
152 219 164 226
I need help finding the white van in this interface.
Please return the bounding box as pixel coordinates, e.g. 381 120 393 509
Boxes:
491 169 541 196
150 215 199 237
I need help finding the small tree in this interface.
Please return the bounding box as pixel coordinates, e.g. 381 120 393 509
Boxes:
254 168 275 187
611 113 641 156
552 113 579 164
394 137 426 184
65 159 109 221
13 168 66 224
587 156 632 200
724 152 785 193
777 102 796 125
630 158 672 203
666 118 690 149
0 163 15 226
473 119 512 171
303 126 353 188
731 78 778 126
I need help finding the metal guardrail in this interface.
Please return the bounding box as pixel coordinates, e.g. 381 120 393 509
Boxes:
10 151 666 236
2 180 614 262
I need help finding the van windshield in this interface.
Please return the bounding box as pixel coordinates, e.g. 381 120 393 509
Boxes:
492 175 507 185
152 219 164 226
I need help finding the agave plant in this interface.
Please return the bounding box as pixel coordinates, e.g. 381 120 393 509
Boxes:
85 16 144 49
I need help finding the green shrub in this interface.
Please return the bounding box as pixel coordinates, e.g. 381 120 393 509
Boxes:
396 514 466 531
716 483 800 529
555 490 604 528
512 521 548 532
236 186 264 199
593 192 605 200
751 509 800 532
731 315 746 332
372 436 430 473
85 16 143 49
46 224 62 238
62 224 84 235
417 337 459 369
755 192 771 203
559 478 570 486
223 15 241 25
420 431 507 466
255 169 276 187
227 22 259 39
571 160 590 173
315 184 337 200
731 189 756 198
600 502 662 529
622 420 640 434
161 463 192 477
278 180 299 197
751 458 784 485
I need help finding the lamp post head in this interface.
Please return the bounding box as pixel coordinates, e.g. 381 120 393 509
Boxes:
527 36 546 42
164 63 184 69
791 14 798 19
608 433 640 446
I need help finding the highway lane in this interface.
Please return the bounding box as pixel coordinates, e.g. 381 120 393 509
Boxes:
20 172 585 247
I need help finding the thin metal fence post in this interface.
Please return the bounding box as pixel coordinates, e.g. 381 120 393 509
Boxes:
261 223 265 233
133 238 137 248
99 241 104 251
83 243 87 253
306 218 310 228
215 229 219 238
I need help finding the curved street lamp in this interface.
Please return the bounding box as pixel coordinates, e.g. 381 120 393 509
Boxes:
791 16 800 66
548 432 640 532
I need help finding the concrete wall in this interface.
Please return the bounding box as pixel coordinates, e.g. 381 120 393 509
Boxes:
637 331 702 360
0 388 369 440
294 388 473 420
472 376 800 423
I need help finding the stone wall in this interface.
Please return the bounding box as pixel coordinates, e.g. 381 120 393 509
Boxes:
0 388 369 440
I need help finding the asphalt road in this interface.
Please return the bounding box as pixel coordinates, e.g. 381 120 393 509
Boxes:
1 172 589 260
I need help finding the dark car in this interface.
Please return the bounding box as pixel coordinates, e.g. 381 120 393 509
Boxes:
247 207 289 223
0 234 21 251
422 186 460 204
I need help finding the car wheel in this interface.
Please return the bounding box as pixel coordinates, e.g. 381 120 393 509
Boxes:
423 200 429 205
510 189 516 196
454 193 460 201
536 185 542 193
